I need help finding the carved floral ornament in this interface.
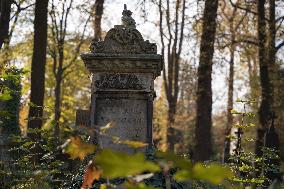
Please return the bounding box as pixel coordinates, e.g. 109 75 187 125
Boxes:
89 5 157 54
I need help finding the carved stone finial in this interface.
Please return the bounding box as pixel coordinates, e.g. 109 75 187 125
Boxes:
89 4 157 54
121 4 136 29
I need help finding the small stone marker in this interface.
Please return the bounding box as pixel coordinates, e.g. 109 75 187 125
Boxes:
75 109 90 127
80 4 163 153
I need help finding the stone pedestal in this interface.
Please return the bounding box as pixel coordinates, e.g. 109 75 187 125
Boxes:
80 6 162 153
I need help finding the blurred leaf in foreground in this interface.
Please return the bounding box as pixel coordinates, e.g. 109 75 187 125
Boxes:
156 151 192 169
62 136 96 160
174 163 233 185
130 173 154 182
111 136 148 148
81 161 102 189
95 149 160 179
119 140 148 148
100 121 116 134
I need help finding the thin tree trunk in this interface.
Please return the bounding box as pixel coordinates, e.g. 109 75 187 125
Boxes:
167 101 176 151
223 35 235 163
28 0 49 138
93 0 104 41
255 0 271 158
0 0 12 49
54 74 62 138
222 4 241 161
54 47 64 139
194 0 219 162
164 0 185 152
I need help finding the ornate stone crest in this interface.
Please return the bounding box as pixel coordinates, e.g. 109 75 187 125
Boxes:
90 4 157 54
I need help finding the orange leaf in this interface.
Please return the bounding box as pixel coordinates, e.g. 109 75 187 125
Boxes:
81 161 102 189
62 136 96 160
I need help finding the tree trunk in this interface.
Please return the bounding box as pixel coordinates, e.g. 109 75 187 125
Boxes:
27 0 48 165
28 0 49 138
163 0 185 152
167 100 177 151
255 0 271 158
268 0 275 107
0 0 12 49
194 0 218 162
223 35 235 163
93 0 104 41
54 46 64 139
54 74 62 138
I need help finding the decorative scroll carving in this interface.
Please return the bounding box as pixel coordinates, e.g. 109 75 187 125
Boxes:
89 5 157 54
90 27 157 54
95 74 145 90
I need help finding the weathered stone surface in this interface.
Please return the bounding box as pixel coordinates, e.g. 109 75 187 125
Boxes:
96 98 148 153
95 73 144 90
80 5 162 153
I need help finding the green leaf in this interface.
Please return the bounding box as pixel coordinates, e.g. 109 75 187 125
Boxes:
95 149 160 179
194 163 233 184
156 151 192 169
174 163 233 185
0 90 12 101
174 169 193 181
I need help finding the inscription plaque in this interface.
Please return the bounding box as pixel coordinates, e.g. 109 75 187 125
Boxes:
96 99 147 152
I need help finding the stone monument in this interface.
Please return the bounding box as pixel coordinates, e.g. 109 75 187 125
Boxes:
79 5 162 153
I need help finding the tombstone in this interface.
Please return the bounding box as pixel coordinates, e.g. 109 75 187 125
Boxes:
78 5 163 153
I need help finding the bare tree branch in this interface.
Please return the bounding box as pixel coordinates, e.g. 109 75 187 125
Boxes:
158 0 169 100
228 0 258 15
63 14 91 72
276 41 284 51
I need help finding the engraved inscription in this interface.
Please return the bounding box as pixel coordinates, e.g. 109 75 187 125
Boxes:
95 73 144 90
96 99 147 152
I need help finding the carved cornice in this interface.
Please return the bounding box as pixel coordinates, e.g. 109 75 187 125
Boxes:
81 55 163 78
